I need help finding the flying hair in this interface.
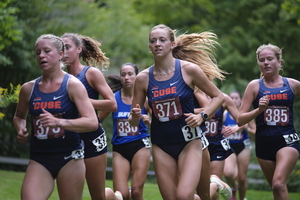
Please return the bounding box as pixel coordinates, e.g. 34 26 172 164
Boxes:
61 33 109 70
150 24 227 81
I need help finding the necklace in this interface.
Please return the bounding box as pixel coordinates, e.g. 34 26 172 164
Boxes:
155 64 174 76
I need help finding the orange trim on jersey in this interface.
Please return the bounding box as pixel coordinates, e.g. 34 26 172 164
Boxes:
34 101 61 109
266 93 288 100
153 87 177 98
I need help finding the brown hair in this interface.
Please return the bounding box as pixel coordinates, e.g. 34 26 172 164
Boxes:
61 33 109 69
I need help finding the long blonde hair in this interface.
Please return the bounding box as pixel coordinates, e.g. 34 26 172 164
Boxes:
150 24 227 81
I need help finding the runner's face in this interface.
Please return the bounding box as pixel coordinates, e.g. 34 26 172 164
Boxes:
35 39 62 70
230 92 241 107
148 28 174 57
257 48 281 75
120 65 136 88
61 37 81 66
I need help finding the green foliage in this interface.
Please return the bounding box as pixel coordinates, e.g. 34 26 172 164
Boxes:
92 0 152 69
0 83 20 119
281 0 300 25
0 0 22 65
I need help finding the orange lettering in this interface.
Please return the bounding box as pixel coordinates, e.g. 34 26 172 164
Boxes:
159 89 165 96
266 93 288 101
48 101 54 109
283 93 287 99
152 87 177 98
55 101 61 108
33 101 61 110
166 88 170 95
34 102 40 110
171 87 176 93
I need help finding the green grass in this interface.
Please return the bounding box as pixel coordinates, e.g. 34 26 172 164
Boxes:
1 170 300 200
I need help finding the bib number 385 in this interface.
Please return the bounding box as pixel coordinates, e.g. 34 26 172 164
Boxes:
264 106 289 126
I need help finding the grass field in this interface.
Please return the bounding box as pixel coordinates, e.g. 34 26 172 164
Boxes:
1 170 300 200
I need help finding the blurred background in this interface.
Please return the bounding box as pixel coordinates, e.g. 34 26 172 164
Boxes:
1 0 300 192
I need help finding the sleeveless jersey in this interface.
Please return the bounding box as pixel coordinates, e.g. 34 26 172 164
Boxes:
203 107 224 141
224 111 249 143
111 90 149 145
76 66 99 116
147 59 201 144
29 74 82 153
76 66 104 132
253 77 296 137
76 66 99 100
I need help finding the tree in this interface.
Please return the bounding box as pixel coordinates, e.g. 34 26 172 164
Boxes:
281 0 300 25
0 0 21 66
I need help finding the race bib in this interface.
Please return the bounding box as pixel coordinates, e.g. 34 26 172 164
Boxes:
117 118 139 136
243 138 252 149
181 125 202 142
283 133 300 144
92 133 107 152
264 106 289 126
32 113 64 140
64 148 85 160
227 132 243 140
220 138 230 151
203 119 218 137
152 97 182 122
200 134 209 150
142 137 151 148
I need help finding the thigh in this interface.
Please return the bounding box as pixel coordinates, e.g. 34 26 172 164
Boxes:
177 139 202 197
274 147 299 183
256 157 275 186
197 148 211 200
84 153 107 199
56 159 85 200
22 160 54 200
112 151 131 197
237 148 250 179
131 147 151 187
224 152 237 177
152 144 178 200
210 160 225 177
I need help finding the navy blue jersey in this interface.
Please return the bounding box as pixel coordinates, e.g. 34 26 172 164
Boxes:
147 59 201 144
29 74 82 153
203 107 224 141
76 66 99 116
224 111 249 144
76 66 99 99
112 90 149 145
253 77 296 137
